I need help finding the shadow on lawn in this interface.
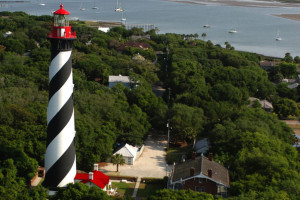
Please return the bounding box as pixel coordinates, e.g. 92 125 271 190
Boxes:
112 182 135 197
137 183 166 198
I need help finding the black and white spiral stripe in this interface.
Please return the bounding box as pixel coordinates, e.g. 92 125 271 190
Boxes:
43 49 76 188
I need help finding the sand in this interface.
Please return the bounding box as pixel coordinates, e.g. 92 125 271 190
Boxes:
167 0 300 7
165 0 300 22
273 14 300 22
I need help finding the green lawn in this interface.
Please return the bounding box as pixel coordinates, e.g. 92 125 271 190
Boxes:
111 182 136 197
136 183 166 198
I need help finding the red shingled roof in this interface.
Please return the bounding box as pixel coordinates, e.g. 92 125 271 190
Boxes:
74 170 109 189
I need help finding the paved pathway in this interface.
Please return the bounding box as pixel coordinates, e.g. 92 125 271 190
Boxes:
132 177 141 197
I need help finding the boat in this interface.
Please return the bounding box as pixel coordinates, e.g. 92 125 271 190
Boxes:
115 8 123 12
80 3 86 11
39 3 45 6
121 11 126 22
115 6 123 12
276 36 282 41
228 29 237 33
115 0 123 12
203 25 210 28
92 0 98 9
275 31 282 41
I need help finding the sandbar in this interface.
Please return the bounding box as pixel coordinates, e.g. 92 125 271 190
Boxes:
165 0 300 22
273 14 300 21
166 0 300 7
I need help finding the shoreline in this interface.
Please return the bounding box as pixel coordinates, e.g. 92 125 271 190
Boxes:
166 0 300 8
165 0 300 22
273 14 300 22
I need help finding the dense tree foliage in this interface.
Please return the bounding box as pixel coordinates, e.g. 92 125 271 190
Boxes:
157 31 299 199
148 189 216 200
50 182 112 200
168 103 206 144
0 11 299 199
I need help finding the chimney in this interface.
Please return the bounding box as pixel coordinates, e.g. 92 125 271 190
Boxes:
192 152 196 160
208 153 213 161
208 169 212 178
190 167 195 176
94 163 99 171
89 172 94 180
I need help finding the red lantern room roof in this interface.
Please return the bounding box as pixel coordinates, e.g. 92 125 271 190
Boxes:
54 4 70 15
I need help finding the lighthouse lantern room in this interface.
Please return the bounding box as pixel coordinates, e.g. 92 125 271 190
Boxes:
48 4 76 39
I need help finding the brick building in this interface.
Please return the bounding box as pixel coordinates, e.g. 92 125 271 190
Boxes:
168 153 230 197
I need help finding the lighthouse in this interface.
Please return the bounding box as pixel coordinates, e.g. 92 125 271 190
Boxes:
43 4 77 189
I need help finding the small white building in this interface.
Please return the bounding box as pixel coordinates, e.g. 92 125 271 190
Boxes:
113 144 142 165
3 31 12 38
108 75 138 89
98 27 110 33
287 83 299 89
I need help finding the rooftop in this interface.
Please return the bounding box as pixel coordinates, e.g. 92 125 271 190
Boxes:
75 170 109 189
108 75 131 83
113 143 138 158
172 155 230 187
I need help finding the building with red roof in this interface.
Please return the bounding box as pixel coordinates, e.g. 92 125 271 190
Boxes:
74 164 110 190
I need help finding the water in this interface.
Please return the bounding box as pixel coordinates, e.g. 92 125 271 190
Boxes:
2 0 300 58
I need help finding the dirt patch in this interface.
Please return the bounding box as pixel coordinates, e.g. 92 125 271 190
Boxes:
98 162 108 167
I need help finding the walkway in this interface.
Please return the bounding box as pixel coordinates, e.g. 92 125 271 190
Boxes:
132 177 141 197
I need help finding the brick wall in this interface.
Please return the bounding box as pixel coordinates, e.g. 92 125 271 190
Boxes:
182 177 217 195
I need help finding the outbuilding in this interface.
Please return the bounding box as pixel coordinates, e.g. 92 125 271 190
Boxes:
113 143 142 165
74 164 110 190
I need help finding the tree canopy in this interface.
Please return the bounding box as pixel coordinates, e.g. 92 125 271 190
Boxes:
0 11 299 200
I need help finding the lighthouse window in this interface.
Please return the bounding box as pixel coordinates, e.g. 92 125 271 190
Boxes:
54 15 69 27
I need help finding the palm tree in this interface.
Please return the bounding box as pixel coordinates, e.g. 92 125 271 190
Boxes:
111 154 125 172
183 127 198 147
201 33 207 41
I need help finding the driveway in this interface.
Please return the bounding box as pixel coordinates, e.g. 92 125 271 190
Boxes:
99 134 170 178
282 120 300 137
